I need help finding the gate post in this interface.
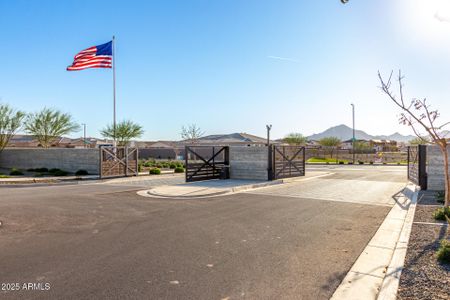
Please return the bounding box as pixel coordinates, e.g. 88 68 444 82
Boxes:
184 146 189 182
268 145 273 181
418 145 427 190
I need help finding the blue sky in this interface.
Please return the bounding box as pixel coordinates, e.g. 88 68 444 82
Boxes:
2 0 450 140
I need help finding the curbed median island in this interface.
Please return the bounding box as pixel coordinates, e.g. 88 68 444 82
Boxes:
397 191 450 300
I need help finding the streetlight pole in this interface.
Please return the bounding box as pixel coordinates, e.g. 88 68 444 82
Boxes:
81 123 87 148
351 103 355 164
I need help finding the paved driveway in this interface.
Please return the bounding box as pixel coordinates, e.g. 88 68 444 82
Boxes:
249 166 407 206
0 166 407 299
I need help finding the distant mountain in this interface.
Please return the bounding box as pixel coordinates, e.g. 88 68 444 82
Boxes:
307 124 415 142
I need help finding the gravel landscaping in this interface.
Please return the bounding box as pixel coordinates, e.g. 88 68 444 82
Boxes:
397 191 450 300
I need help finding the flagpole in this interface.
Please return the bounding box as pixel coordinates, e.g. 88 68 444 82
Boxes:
112 35 117 148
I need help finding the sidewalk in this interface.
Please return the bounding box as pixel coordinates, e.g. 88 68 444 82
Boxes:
331 184 418 300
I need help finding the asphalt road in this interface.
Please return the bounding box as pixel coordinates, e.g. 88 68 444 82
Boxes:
0 166 407 300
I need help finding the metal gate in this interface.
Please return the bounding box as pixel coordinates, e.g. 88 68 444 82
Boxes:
100 146 138 178
185 146 230 182
407 145 427 189
270 145 306 180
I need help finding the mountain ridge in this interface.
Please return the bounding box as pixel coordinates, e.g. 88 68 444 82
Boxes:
307 124 415 142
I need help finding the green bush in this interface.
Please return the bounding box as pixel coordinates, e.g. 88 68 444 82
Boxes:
338 161 344 165
75 169 89 176
433 207 450 221
174 167 184 173
358 161 364 165
53 170 69 176
48 168 62 174
149 168 161 175
0 173 9 178
155 164 163 168
436 191 445 204
437 239 450 264
369 161 374 165
143 161 152 167
34 167 49 173
9 168 24 176
27 168 35 172
169 163 177 169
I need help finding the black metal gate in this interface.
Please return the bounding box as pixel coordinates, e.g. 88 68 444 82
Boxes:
185 146 230 182
100 146 138 178
407 145 427 189
270 145 306 180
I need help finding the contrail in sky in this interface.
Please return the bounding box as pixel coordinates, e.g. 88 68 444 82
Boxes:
267 56 300 63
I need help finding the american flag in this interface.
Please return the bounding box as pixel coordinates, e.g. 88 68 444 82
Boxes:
67 41 112 71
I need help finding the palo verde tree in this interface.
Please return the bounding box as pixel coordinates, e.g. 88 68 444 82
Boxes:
283 133 307 145
0 103 25 153
378 70 450 208
181 124 204 144
318 137 341 158
101 120 144 147
25 108 80 148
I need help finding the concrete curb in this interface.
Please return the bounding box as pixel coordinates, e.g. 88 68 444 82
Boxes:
330 184 418 300
101 173 183 184
377 187 418 300
138 180 284 199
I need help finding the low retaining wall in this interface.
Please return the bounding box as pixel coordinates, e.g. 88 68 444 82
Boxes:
229 146 268 181
0 148 100 174
426 145 450 190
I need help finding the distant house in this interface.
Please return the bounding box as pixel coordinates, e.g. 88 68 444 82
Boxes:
369 139 398 152
340 139 398 152
182 132 275 146
6 135 111 148
6 135 39 147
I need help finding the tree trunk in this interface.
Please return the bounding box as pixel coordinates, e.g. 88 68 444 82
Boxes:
442 145 450 208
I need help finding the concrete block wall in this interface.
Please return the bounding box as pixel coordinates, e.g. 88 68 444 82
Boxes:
229 146 268 180
426 145 450 190
0 148 100 174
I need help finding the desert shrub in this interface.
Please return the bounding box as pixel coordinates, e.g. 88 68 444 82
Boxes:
34 167 49 173
433 207 450 221
149 168 161 175
174 167 184 173
9 168 24 176
437 240 450 264
75 169 89 176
